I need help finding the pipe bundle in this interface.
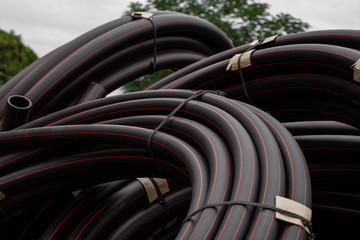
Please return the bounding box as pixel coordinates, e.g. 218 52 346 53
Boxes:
0 11 359 239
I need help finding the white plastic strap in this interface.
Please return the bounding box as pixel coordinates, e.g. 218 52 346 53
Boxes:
262 35 278 44
137 178 170 203
275 196 312 233
226 49 255 71
72 190 82 197
131 12 154 19
352 59 360 82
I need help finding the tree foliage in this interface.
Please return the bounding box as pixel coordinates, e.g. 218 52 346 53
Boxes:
0 29 38 85
123 0 310 92
123 69 172 93
126 0 309 46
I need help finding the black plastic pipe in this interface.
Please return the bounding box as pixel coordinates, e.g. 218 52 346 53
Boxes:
2 95 32 131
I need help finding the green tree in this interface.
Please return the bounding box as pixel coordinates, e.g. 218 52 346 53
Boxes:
124 69 172 93
0 29 38 85
124 0 310 92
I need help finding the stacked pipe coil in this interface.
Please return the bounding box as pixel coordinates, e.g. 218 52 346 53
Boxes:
0 11 359 239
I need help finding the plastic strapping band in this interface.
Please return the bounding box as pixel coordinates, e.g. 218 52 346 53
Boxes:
225 35 278 72
149 177 171 227
241 49 255 68
131 12 154 19
146 91 226 230
0 191 5 201
72 190 82 197
275 196 312 234
131 12 157 72
351 59 360 82
147 90 225 176
182 196 314 240
0 191 7 218
249 39 259 46
262 34 278 44
237 50 255 106
225 50 255 71
226 38 264 106
137 177 171 234
145 91 226 231
137 177 170 203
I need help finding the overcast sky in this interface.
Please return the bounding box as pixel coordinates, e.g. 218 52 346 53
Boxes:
1 0 360 57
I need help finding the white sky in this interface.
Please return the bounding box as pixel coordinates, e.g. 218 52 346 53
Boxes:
1 0 360 57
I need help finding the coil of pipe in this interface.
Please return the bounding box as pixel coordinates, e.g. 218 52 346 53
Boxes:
2 10 360 240
0 90 311 239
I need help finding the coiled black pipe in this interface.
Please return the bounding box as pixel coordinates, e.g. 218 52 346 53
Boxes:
147 29 360 90
2 95 32 131
0 90 311 240
6 12 360 240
